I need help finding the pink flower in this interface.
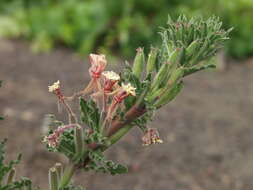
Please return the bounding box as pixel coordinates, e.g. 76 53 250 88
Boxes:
89 54 107 79
142 128 163 146
102 71 120 93
106 83 136 120
112 83 136 104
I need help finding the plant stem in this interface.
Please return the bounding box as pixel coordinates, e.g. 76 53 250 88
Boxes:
106 104 146 137
108 125 133 146
59 162 75 188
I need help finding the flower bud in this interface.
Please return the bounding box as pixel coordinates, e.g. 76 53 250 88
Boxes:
186 40 199 57
6 168 16 184
74 125 84 161
132 47 145 78
150 63 169 90
89 54 107 79
178 47 186 65
55 163 63 181
49 167 59 190
146 88 163 103
167 67 184 87
168 48 181 64
146 47 158 73
154 68 184 108
156 82 183 108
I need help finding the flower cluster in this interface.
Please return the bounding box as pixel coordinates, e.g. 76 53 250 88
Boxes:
46 54 137 148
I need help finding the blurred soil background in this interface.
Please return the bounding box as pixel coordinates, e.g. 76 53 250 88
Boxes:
1 0 253 189
1 39 253 190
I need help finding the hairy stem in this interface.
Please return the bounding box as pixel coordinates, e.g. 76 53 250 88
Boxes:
106 104 146 136
108 125 134 146
59 162 76 188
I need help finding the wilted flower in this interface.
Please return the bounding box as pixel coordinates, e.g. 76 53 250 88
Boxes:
89 54 107 79
43 124 76 148
68 54 107 99
142 128 163 146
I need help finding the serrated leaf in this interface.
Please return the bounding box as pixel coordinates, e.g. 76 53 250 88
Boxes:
86 151 128 175
80 98 100 132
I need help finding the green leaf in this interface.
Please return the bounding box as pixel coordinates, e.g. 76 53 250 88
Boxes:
62 184 86 190
86 150 128 175
80 98 100 132
0 140 33 190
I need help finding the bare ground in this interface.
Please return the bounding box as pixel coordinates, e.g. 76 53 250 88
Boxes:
0 39 253 190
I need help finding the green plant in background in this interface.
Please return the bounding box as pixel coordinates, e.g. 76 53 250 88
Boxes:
0 15 231 189
0 0 248 58
0 139 33 190
0 81 3 120
214 0 253 58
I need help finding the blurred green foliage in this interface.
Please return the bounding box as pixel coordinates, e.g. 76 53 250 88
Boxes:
0 0 252 59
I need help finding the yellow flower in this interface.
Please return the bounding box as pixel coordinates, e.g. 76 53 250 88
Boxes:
48 80 60 92
121 83 136 96
102 71 120 81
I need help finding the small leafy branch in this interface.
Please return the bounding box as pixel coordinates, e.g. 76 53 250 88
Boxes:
0 139 32 190
1 15 231 190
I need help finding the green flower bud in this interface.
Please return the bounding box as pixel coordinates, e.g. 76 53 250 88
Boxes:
55 163 63 181
132 47 145 78
154 81 184 108
6 168 16 184
167 67 184 87
150 63 169 90
178 47 186 65
74 125 84 161
186 40 199 57
154 68 184 107
59 163 75 188
49 167 59 190
146 88 163 103
146 48 158 73
168 48 181 64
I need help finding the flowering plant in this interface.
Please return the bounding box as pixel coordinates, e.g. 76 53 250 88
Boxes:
0 15 231 190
